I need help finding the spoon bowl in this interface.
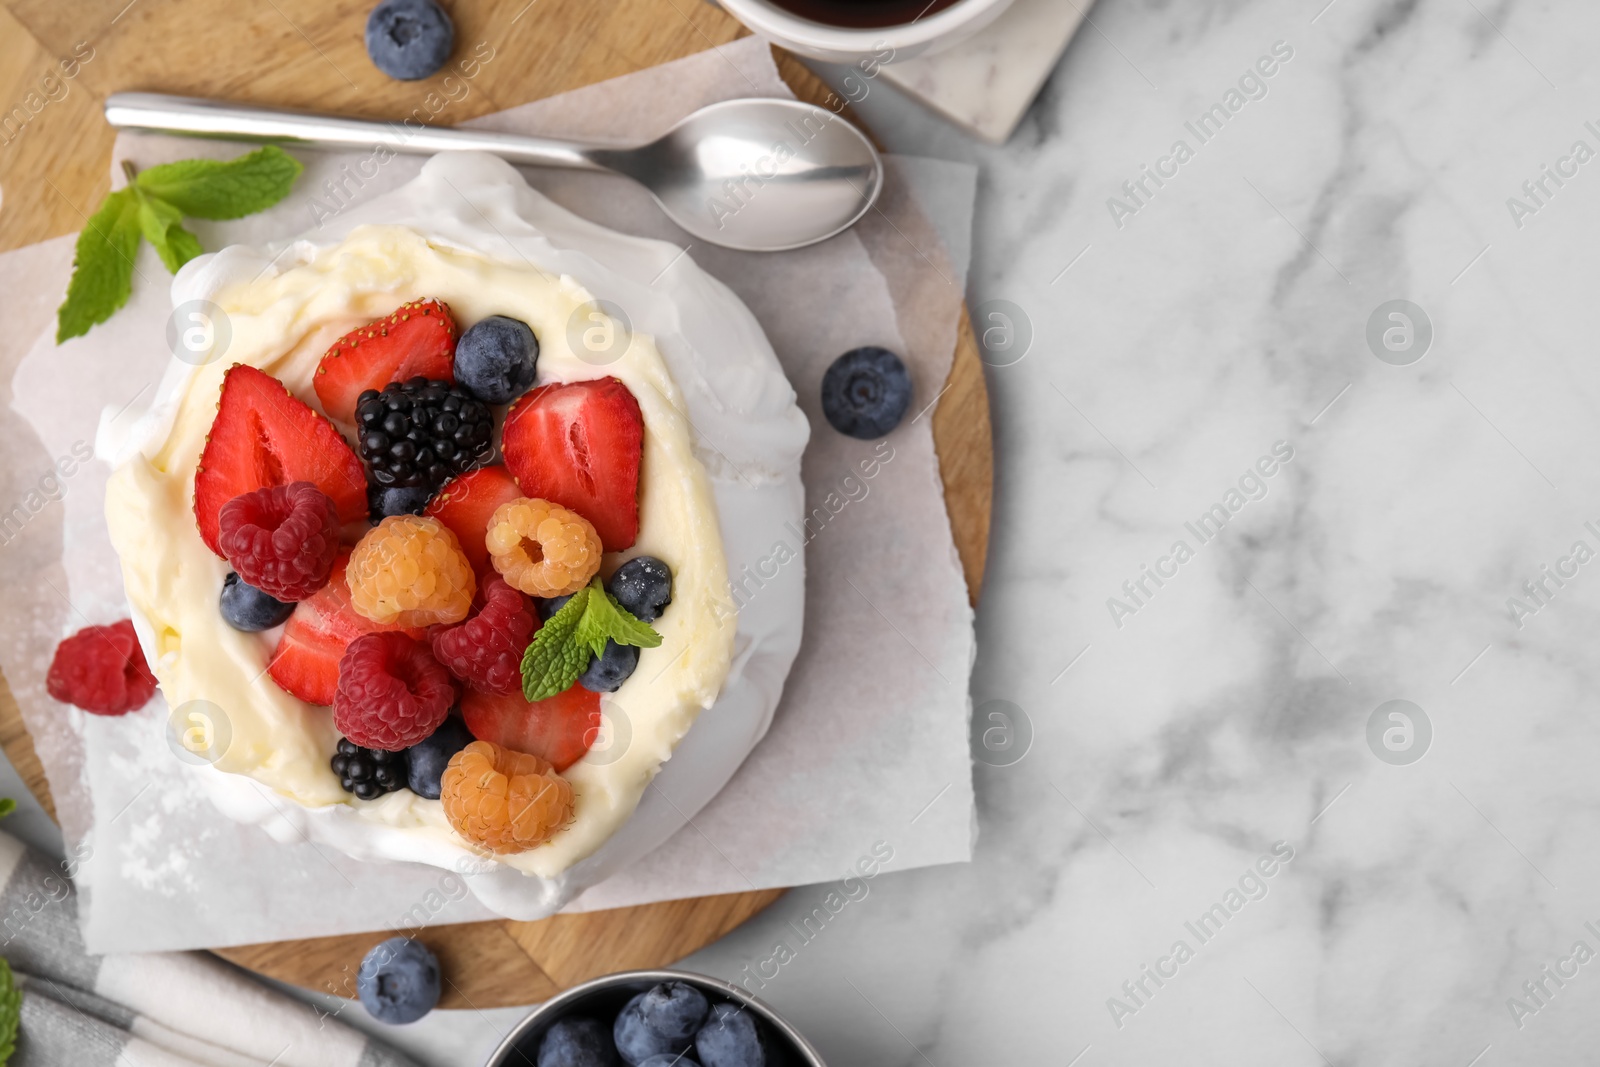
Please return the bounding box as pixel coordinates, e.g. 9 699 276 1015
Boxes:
598 98 883 251
104 93 883 252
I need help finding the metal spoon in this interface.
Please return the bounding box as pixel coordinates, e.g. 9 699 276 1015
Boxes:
103 92 883 252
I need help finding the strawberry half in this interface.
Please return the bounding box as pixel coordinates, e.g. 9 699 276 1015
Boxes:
501 378 643 552
267 553 422 706
423 466 524 578
194 365 368 557
313 299 458 424
460 684 602 772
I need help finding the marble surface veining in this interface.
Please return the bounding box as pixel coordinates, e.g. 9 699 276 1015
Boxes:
21 1 1600 1063
680 1 1600 1065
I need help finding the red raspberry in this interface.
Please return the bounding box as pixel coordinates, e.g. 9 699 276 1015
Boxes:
218 482 340 602
430 575 537 695
333 632 455 751
46 620 157 716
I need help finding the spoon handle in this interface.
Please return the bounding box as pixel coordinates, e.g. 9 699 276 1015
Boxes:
103 92 610 172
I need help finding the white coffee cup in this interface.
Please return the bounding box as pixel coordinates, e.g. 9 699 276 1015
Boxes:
718 0 1017 64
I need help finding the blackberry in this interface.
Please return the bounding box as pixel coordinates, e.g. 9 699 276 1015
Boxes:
356 377 493 491
331 737 408 799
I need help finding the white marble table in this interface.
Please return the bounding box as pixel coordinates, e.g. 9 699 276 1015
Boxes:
707 1 1600 1064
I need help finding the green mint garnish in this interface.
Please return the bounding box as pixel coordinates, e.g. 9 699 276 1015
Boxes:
135 193 203 273
521 587 593 702
0 956 19 1065
55 188 141 343
132 146 304 219
55 146 303 343
574 580 662 658
521 577 663 701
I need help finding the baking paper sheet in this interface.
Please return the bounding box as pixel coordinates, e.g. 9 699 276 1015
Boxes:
0 37 978 953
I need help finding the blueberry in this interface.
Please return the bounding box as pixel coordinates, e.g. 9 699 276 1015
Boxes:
536 594 574 622
579 640 639 693
538 1016 621 1067
639 1057 700 1067
403 716 474 799
219 572 294 632
608 557 672 622
365 0 453 80
820 346 912 440
369 485 434 519
613 983 710 1065
456 316 539 404
695 1002 770 1067
356 937 440 1024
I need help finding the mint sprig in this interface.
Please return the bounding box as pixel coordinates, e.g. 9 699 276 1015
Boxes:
0 956 19 1065
575 582 662 658
136 194 203 272
133 148 305 219
55 188 141 343
55 146 303 343
522 577 663 701
521 587 593 702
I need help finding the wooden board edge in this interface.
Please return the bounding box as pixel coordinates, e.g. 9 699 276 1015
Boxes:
0 672 52 821
775 43 991 604
934 305 993 605
216 919 564 1010
504 888 789 990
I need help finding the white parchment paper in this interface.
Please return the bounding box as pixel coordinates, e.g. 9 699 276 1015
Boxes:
0 38 978 954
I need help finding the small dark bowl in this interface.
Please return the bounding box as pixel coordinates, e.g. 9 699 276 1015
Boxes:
483 968 827 1066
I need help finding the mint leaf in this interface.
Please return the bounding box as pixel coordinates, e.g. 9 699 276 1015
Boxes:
0 956 19 1064
55 188 141 343
574 578 663 658
55 148 305 344
522 587 593 701
0 799 14 819
520 579 665 700
134 145 303 220
136 195 203 273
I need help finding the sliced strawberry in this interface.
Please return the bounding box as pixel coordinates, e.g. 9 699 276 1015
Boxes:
501 378 643 552
267 553 421 706
313 299 458 424
460 684 602 772
194 365 368 557
423 466 523 577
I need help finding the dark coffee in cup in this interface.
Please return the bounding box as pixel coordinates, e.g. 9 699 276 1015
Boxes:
763 0 965 29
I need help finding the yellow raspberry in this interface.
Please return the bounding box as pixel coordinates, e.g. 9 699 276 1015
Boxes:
485 498 602 598
347 515 476 627
441 740 574 853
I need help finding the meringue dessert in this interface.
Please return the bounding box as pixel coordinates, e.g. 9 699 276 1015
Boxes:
102 153 809 918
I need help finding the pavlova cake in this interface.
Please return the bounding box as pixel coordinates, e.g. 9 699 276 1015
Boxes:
97 153 810 918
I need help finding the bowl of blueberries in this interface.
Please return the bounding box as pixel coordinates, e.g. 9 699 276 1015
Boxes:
485 969 825 1067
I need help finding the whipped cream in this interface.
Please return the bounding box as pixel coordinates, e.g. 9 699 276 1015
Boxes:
102 154 809 919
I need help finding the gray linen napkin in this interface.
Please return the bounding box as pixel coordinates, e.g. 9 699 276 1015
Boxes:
0 830 417 1066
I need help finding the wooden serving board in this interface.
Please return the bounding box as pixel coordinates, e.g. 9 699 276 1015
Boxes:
0 0 991 1008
